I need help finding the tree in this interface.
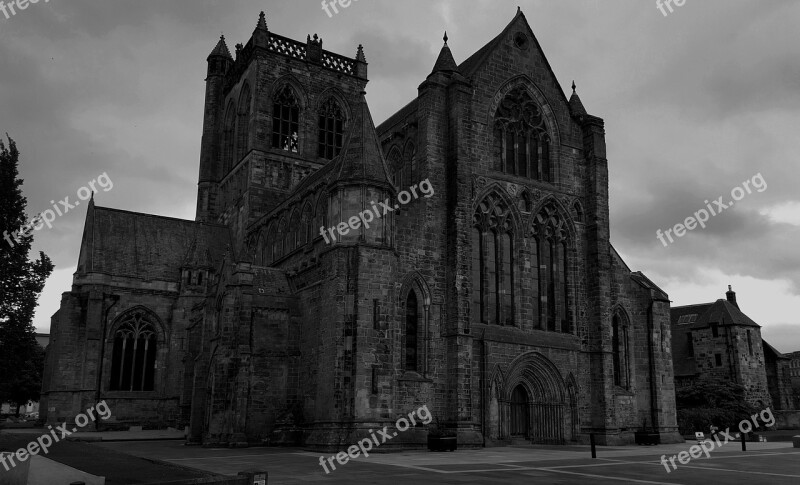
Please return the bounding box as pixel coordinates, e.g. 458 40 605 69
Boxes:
0 136 54 415
676 377 759 434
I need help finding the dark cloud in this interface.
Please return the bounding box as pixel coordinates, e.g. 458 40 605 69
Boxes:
0 0 795 337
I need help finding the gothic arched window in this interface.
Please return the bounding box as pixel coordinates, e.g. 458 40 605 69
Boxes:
314 196 328 241
403 142 416 187
222 101 237 174
405 291 419 372
255 232 266 265
274 219 286 260
288 210 299 251
109 310 158 391
388 147 403 187
472 194 514 325
494 87 551 182
532 203 570 333
612 313 629 388
236 84 252 162
318 98 344 160
272 85 300 152
301 204 313 246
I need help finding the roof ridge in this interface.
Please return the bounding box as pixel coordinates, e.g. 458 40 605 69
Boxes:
93 205 228 227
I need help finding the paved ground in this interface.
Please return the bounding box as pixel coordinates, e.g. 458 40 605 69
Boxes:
96 439 800 484
0 433 213 484
3 428 185 442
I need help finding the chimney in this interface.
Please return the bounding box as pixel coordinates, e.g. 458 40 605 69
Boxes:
726 285 738 308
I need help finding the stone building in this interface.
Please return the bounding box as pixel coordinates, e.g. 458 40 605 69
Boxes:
788 351 800 408
670 286 792 410
40 9 681 448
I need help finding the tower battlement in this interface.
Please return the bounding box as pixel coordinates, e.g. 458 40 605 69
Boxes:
220 12 367 95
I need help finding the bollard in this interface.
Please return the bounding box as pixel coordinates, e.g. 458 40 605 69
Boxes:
741 432 746 452
590 433 596 459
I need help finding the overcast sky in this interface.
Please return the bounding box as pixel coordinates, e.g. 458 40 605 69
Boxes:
2 0 799 351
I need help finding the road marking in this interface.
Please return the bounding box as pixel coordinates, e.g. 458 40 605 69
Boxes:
536 468 678 484
167 454 282 461
658 462 800 478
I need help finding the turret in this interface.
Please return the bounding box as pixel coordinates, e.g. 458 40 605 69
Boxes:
196 35 233 223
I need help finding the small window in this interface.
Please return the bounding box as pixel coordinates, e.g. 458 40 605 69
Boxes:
711 322 719 338
715 354 723 367
747 330 753 356
405 292 419 372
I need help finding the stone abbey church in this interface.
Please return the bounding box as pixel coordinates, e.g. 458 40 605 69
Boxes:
41 9 682 448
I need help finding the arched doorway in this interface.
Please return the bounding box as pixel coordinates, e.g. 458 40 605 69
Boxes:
495 352 575 445
510 385 529 437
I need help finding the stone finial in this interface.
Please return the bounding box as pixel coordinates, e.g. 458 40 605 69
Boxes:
443 31 448 45
256 11 267 31
356 44 366 63
572 80 576 94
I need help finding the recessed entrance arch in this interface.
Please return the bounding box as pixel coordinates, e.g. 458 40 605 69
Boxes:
492 351 577 444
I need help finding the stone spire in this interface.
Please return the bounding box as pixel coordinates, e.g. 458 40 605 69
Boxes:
569 80 587 116
430 31 460 74
333 91 392 186
208 34 233 60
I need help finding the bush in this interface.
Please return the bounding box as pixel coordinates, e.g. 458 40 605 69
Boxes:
676 378 759 435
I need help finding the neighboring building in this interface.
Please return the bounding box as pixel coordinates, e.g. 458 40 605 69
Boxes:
671 286 792 409
789 351 800 408
763 341 792 410
40 9 681 448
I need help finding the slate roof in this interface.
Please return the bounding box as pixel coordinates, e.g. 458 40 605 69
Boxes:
375 99 417 136
208 35 233 60
670 299 762 377
331 92 393 186
76 202 231 282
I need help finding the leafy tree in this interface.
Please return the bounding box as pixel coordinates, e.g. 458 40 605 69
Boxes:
0 136 53 415
676 377 759 434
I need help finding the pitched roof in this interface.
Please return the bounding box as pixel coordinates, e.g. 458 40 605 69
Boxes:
76 202 231 282
458 29 504 77
331 92 393 186
630 271 669 301
762 340 789 360
569 82 587 116
375 99 417 136
208 35 233 60
672 299 760 329
670 299 761 377
430 35 460 75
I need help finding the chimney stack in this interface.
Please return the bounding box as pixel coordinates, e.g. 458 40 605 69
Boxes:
726 285 738 308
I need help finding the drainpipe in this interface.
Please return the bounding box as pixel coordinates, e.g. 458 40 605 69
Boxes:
96 293 120 430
